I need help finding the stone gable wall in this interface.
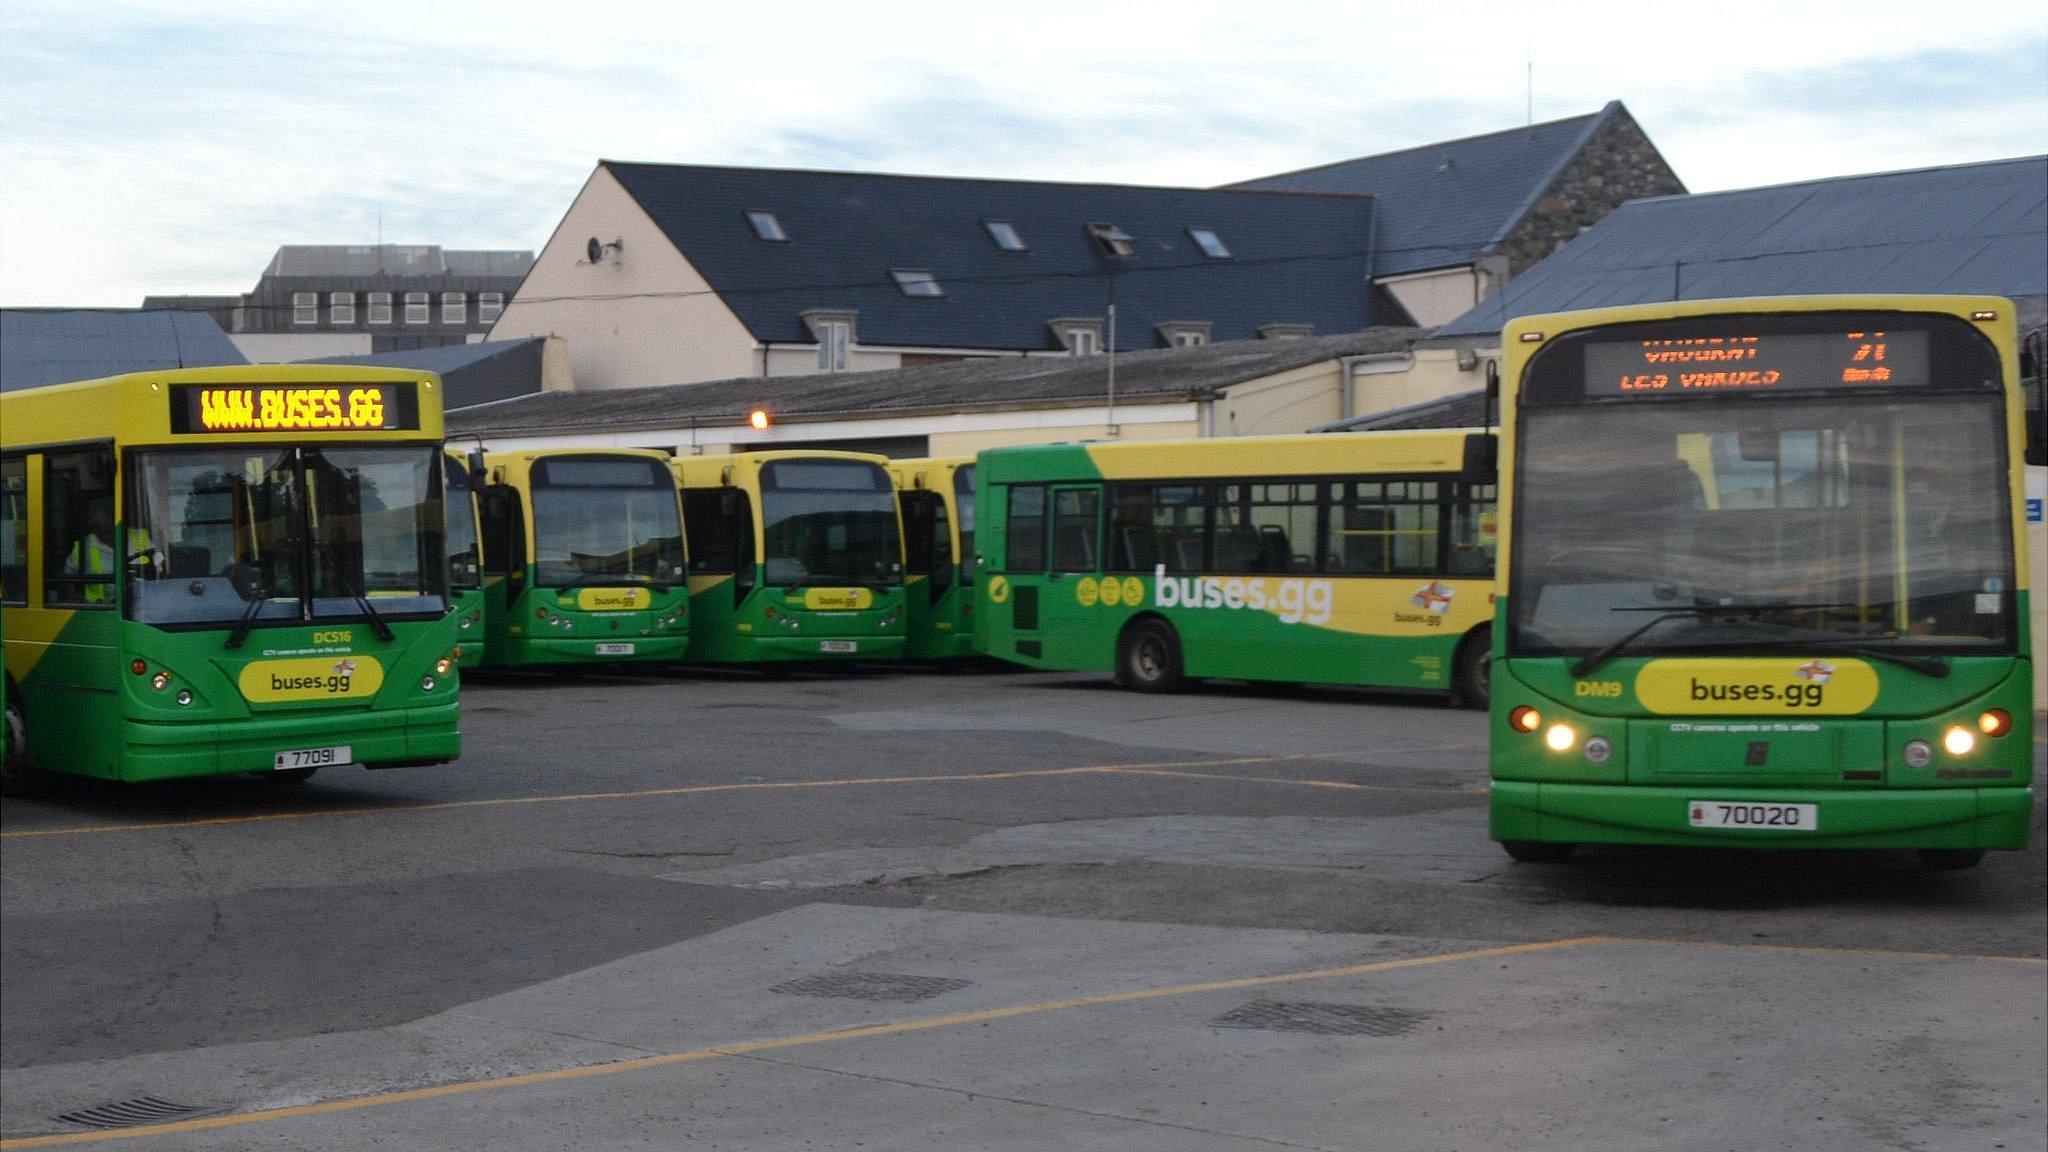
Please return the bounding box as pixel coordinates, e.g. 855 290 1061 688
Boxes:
1497 109 1686 275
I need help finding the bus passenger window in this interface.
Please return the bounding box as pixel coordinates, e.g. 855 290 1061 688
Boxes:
1006 486 1046 572
1050 488 1100 571
0 456 25 604
1449 484 1497 576
44 450 117 607
685 490 739 574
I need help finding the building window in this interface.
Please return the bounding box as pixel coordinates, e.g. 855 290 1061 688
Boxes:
746 210 787 241
292 292 318 325
1172 331 1206 347
1188 228 1231 259
1258 323 1313 340
368 292 393 324
442 292 466 324
1068 328 1099 355
891 269 944 297
404 292 429 324
1158 321 1212 348
478 292 504 322
985 221 1027 251
330 291 355 325
1086 222 1136 257
816 320 851 371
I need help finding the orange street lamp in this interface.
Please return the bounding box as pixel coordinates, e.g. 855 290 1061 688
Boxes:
748 408 771 431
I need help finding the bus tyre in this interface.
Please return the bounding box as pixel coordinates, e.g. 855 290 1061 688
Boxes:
2 697 50 798
1501 840 1577 864
1454 630 1491 710
1917 848 1984 872
1118 620 1185 694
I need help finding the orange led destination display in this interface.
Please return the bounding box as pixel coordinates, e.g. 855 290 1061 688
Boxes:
169 383 419 433
1583 329 1929 397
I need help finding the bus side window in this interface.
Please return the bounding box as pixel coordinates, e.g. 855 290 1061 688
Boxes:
899 493 934 578
1006 485 1047 573
480 487 525 588
685 490 738 574
43 449 116 608
1449 482 1497 576
1050 488 1100 572
1 455 26 604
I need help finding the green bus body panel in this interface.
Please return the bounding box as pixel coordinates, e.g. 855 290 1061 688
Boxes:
449 587 486 667
684 572 907 664
11 610 462 782
903 579 974 661
479 567 690 669
1490 781 2034 849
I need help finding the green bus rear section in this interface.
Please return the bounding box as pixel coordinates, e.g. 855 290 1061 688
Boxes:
7 610 461 783
480 567 690 668
684 572 906 664
902 577 973 660
1488 609 2036 849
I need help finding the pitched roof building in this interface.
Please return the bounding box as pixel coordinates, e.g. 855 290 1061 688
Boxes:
0 309 246 392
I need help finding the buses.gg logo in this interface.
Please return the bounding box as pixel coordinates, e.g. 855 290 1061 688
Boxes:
1154 565 1332 626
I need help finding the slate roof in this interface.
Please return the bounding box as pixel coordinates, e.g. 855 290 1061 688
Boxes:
261 245 533 279
599 162 1380 352
450 328 1418 437
302 338 548 410
0 309 247 392
1433 155 2048 338
1313 388 1490 433
1227 103 1628 277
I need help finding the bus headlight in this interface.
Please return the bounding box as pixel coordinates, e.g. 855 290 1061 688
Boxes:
1582 736 1613 765
1942 727 1975 757
1902 740 1934 769
1544 724 1577 753
435 657 453 675
151 672 171 691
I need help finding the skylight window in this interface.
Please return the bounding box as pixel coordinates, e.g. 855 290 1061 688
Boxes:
985 221 1027 251
891 269 944 297
1188 228 1231 259
746 210 787 241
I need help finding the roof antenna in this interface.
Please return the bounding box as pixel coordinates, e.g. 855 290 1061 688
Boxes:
1525 42 1533 134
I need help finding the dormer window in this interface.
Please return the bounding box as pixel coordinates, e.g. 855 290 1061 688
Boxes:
746 210 787 241
984 221 1027 251
802 309 857 372
1258 323 1313 341
1188 228 1230 259
891 269 944 297
1049 318 1102 356
1157 320 1212 348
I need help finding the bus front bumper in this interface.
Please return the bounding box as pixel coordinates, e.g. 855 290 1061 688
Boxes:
120 702 462 782
498 634 691 667
732 635 907 662
1490 781 2035 851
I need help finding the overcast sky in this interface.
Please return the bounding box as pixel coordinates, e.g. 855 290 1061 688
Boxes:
2 0 2043 306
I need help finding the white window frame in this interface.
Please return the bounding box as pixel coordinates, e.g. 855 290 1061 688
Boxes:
292 292 318 325
442 291 466 324
329 291 355 325
1066 327 1100 356
367 292 393 325
478 292 504 322
1171 330 1207 347
404 292 429 324
816 320 851 371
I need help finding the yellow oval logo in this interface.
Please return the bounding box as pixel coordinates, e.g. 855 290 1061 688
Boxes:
1098 575 1124 607
239 656 385 703
1121 577 1144 606
1075 577 1099 607
987 575 1010 604
1633 658 1879 715
577 587 653 612
803 587 875 610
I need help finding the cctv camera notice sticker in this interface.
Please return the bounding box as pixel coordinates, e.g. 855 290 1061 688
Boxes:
1633 658 1878 716
239 656 386 703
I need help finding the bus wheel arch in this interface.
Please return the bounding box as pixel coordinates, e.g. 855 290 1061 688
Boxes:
1452 625 1492 710
1116 614 1187 694
2 686 51 798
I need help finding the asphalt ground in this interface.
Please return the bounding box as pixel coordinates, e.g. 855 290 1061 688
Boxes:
1 666 2043 1150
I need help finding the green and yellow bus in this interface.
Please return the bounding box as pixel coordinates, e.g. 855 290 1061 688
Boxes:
475 449 690 669
891 456 976 660
1489 295 2034 869
674 451 907 664
1 366 463 792
444 448 486 665
973 432 1498 701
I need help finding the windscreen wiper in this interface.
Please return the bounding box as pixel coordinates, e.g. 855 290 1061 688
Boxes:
1733 636 1951 679
313 536 395 642
225 583 271 650
1570 601 1860 678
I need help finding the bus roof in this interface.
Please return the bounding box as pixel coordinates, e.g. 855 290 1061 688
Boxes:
672 448 891 486
1 364 445 449
975 429 1483 483
1501 293 2017 348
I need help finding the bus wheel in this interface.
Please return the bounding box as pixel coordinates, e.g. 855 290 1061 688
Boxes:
1917 849 1984 871
1501 840 1576 864
1 698 50 798
1454 630 1491 710
1118 620 1185 694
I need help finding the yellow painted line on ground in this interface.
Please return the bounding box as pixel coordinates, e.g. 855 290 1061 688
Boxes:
0 935 1601 1148
0 756 1301 841
1601 934 2048 966
1100 764 1479 797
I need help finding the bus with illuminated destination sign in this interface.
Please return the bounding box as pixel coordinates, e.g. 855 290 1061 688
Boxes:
972 430 1498 703
0 366 463 793
890 456 976 660
1489 296 2033 869
673 451 908 665
474 449 690 671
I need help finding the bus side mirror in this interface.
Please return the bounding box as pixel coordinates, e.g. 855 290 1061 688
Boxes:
1462 433 1498 483
468 449 487 479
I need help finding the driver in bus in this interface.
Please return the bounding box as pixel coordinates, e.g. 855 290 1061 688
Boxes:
63 505 161 602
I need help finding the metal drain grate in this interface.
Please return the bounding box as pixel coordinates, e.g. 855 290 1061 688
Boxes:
1209 1000 1431 1037
55 1097 217 1130
769 972 972 1003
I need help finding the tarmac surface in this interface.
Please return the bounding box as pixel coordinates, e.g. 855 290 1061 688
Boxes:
2 667 2043 1150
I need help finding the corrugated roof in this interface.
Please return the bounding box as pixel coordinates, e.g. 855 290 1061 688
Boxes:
1434 155 2048 338
1227 103 1621 276
261 245 533 279
600 162 1381 352
450 328 1418 437
1 309 247 391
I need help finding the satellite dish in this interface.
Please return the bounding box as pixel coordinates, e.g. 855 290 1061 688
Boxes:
586 237 604 264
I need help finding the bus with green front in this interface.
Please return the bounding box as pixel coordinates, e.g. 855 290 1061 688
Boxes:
674 451 907 664
1490 295 2034 869
1 366 463 793
891 456 976 660
973 431 1498 702
445 448 485 665
475 449 690 669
